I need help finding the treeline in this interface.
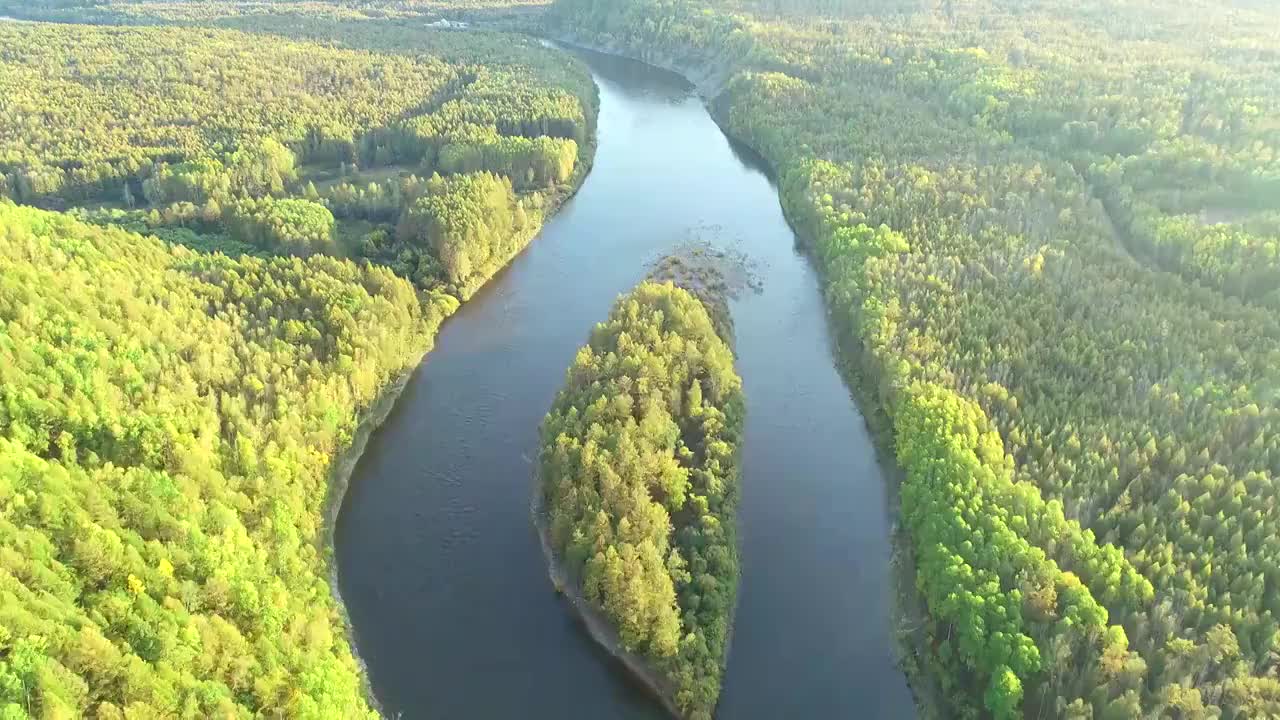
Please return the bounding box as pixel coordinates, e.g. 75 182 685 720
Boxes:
437 131 578 191
539 282 744 719
0 201 457 719
71 169 540 295
395 171 540 296
550 0 1280 717
1092 158 1280 306
0 0 559 25
140 139 299 208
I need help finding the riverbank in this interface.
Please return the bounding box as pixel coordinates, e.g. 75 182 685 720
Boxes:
323 338 439 716
530 482 688 719
817 300 949 720
456 116 599 301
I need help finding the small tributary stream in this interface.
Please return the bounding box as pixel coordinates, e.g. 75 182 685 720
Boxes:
335 45 916 719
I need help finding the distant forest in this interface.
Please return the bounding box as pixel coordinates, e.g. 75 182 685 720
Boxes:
0 18 593 297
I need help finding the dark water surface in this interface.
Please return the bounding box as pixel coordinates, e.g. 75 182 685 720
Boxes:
335 46 915 719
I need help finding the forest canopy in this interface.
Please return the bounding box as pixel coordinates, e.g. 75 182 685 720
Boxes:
0 201 454 718
0 24 452 204
539 281 744 720
0 19 593 299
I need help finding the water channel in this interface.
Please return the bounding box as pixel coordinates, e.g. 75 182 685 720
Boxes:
334 44 915 719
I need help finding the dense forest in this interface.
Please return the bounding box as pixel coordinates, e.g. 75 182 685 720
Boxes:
0 19 592 299
0 11 597 718
539 281 744 719
0 201 451 718
549 0 1280 717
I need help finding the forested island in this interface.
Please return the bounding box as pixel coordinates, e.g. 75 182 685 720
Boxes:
548 0 1280 717
537 280 744 719
0 9 596 718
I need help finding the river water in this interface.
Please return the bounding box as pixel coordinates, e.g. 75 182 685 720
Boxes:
335 46 915 719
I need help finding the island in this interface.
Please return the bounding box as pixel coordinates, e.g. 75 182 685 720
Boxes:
535 279 744 719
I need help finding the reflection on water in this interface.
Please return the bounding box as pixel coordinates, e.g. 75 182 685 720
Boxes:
335 45 914 719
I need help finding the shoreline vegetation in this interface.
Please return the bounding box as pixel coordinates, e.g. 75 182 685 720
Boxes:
548 15 1110 719
0 10 598 718
536 279 744 720
547 0 1280 718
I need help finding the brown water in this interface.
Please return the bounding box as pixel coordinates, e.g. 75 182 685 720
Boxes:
334 45 916 719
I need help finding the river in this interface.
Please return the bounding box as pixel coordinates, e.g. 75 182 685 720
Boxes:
334 45 916 719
